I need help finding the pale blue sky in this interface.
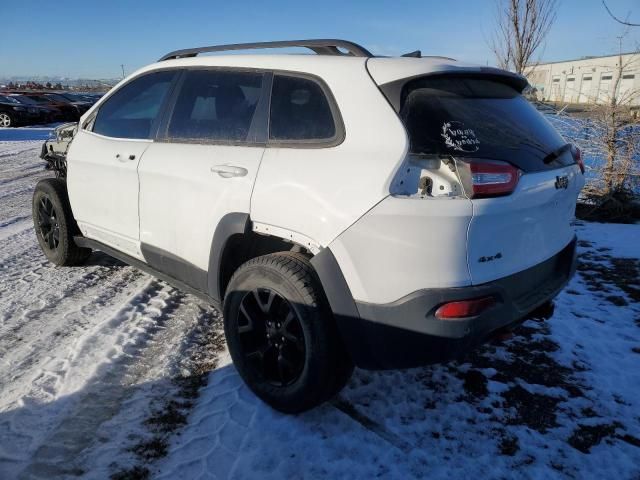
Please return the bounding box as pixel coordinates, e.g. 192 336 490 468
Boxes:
1 0 638 78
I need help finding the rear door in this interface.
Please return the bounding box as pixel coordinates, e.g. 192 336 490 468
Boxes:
137 69 267 286
68 70 177 258
397 76 584 284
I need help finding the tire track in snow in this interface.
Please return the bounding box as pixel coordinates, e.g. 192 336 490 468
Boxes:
0 168 45 186
14 286 221 479
0 141 42 156
0 183 36 201
0 281 176 477
0 260 148 404
0 141 226 478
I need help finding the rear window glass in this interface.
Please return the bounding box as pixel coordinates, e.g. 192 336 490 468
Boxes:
269 75 336 142
399 77 570 171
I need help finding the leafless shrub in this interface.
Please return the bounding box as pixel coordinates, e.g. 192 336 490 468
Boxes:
544 53 640 222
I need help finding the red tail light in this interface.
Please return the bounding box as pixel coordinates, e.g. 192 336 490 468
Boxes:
435 296 496 320
459 159 520 198
571 145 584 174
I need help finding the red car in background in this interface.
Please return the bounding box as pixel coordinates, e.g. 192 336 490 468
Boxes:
6 91 81 121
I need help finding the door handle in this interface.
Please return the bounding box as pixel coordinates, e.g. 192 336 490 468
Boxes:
210 164 248 178
115 154 136 161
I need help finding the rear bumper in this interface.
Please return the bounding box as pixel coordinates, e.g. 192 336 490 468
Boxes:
314 237 577 370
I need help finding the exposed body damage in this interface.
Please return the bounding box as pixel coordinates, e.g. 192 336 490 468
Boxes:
40 122 77 178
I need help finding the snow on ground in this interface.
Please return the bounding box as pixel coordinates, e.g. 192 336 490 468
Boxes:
0 132 639 479
0 125 61 142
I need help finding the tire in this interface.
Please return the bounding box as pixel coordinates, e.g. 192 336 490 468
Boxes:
223 252 353 413
32 178 91 266
0 112 13 128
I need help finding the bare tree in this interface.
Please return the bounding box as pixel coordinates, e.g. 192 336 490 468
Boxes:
490 0 559 75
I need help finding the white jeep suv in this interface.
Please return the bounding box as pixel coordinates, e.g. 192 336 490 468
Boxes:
34 40 584 412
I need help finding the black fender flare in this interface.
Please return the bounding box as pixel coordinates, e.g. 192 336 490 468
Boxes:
207 212 251 303
309 248 360 322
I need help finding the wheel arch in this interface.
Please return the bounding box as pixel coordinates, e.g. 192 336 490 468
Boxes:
210 214 372 368
210 214 317 303
210 213 360 314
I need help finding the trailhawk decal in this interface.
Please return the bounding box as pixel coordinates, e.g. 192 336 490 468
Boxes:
441 121 480 153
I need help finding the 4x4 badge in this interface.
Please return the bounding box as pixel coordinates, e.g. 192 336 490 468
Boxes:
478 252 502 263
555 175 569 189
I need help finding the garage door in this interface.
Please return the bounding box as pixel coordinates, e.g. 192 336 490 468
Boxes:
578 75 592 103
549 76 561 101
564 77 576 103
598 74 613 103
617 74 635 104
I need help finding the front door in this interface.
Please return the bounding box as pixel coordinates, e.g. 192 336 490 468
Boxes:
137 69 267 284
67 70 178 259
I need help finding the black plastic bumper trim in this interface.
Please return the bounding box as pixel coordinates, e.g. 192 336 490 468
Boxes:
328 237 577 370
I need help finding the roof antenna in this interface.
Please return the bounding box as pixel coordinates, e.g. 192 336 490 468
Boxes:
401 50 421 58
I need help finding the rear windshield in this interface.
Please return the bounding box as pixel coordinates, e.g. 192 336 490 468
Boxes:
399 77 572 171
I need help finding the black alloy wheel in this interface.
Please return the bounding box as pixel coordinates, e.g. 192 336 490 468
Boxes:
223 252 354 413
32 178 92 266
237 288 306 387
37 195 60 251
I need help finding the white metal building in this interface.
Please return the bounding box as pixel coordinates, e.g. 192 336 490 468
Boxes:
526 52 640 106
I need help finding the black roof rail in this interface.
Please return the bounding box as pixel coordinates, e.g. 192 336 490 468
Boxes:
158 39 374 62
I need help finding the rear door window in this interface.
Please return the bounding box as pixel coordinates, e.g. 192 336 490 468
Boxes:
269 75 337 143
93 70 176 139
166 70 264 143
399 77 570 171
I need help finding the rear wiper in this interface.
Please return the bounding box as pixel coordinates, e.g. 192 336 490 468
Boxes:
542 143 571 164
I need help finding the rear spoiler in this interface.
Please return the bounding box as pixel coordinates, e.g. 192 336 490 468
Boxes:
376 68 529 113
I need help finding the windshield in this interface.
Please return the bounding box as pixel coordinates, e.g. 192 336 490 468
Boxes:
399 77 572 171
9 95 38 105
65 93 90 102
46 93 72 102
28 95 52 104
0 95 20 104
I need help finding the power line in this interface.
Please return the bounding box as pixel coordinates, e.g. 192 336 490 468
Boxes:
602 0 640 27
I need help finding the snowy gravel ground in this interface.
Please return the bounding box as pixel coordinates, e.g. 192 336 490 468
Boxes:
0 131 639 479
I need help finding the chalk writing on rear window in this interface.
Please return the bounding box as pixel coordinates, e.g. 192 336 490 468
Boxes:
441 121 480 153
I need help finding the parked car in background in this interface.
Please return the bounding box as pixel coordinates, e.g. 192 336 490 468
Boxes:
64 92 103 105
6 91 80 121
3 94 58 123
77 92 105 102
42 93 93 116
0 94 51 126
0 96 38 127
